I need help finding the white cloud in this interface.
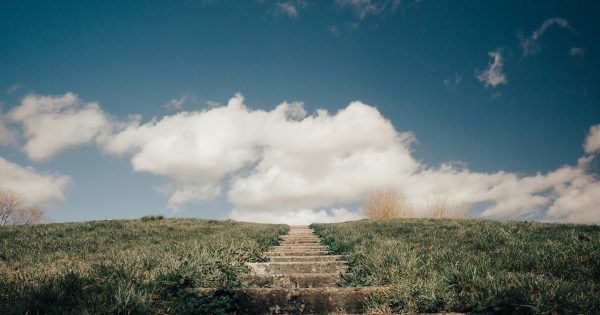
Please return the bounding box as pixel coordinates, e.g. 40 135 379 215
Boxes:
584 124 600 154
7 92 600 224
164 94 188 111
519 17 575 57
6 83 23 95
570 47 585 57
443 75 462 90
476 50 507 88
0 155 72 207
335 0 407 20
229 207 363 225
8 92 112 161
276 2 299 19
0 114 17 146
336 0 379 20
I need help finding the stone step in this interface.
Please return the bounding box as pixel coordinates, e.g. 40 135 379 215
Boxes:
247 261 347 274
194 287 387 314
269 255 342 262
265 250 328 257
280 239 321 245
270 245 327 250
281 234 320 240
240 273 342 288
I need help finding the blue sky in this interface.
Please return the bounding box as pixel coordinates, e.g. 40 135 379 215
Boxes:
1 0 599 224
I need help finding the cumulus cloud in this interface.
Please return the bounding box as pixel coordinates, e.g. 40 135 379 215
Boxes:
230 207 363 225
0 113 17 146
476 50 507 88
519 17 575 57
7 92 600 224
0 155 72 207
584 124 600 154
8 93 112 161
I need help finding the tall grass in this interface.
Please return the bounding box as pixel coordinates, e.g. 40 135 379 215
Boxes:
312 219 600 314
364 188 413 219
0 218 287 314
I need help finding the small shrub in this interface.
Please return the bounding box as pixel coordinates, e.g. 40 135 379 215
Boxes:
425 196 468 219
140 215 164 221
364 188 413 219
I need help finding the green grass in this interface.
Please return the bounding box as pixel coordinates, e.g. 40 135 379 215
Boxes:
0 218 287 314
312 219 600 314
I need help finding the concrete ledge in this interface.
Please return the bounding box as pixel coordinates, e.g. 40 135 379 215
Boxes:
240 273 343 288
194 287 388 314
247 261 348 274
269 255 342 262
265 250 329 257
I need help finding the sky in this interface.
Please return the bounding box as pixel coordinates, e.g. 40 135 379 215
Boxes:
1 0 599 224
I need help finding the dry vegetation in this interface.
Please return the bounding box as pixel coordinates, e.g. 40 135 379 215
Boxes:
0 189 46 226
363 188 413 219
364 188 467 219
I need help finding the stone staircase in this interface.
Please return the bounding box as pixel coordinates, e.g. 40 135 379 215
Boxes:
235 225 385 314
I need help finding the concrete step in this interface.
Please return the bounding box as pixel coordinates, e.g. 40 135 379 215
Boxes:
265 250 328 257
247 261 347 274
240 273 342 288
194 287 387 314
269 255 342 262
280 239 321 244
270 245 327 250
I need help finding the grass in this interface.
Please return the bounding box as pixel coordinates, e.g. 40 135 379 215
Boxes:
0 218 287 314
312 219 600 314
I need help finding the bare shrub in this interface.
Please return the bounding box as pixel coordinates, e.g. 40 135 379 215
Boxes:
364 188 413 219
0 189 46 226
426 195 468 219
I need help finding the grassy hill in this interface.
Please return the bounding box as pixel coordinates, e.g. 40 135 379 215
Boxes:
3 217 599 314
312 219 600 314
0 218 287 314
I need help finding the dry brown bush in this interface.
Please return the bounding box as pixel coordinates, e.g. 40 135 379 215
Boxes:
426 195 468 219
364 188 413 219
0 189 46 226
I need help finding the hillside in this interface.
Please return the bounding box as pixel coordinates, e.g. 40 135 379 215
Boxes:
2 218 599 314
312 219 600 314
0 218 287 314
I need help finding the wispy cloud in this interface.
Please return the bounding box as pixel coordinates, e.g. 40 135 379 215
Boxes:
276 1 300 19
443 75 462 90
335 0 407 20
519 17 575 57
570 47 585 57
328 25 341 36
164 93 189 111
476 49 507 88
6 83 23 95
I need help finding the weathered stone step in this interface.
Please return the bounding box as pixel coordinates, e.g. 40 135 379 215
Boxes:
280 237 320 241
270 245 327 250
247 261 347 274
194 287 387 314
280 238 321 244
269 255 342 262
240 273 342 288
265 250 328 257
281 234 320 240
